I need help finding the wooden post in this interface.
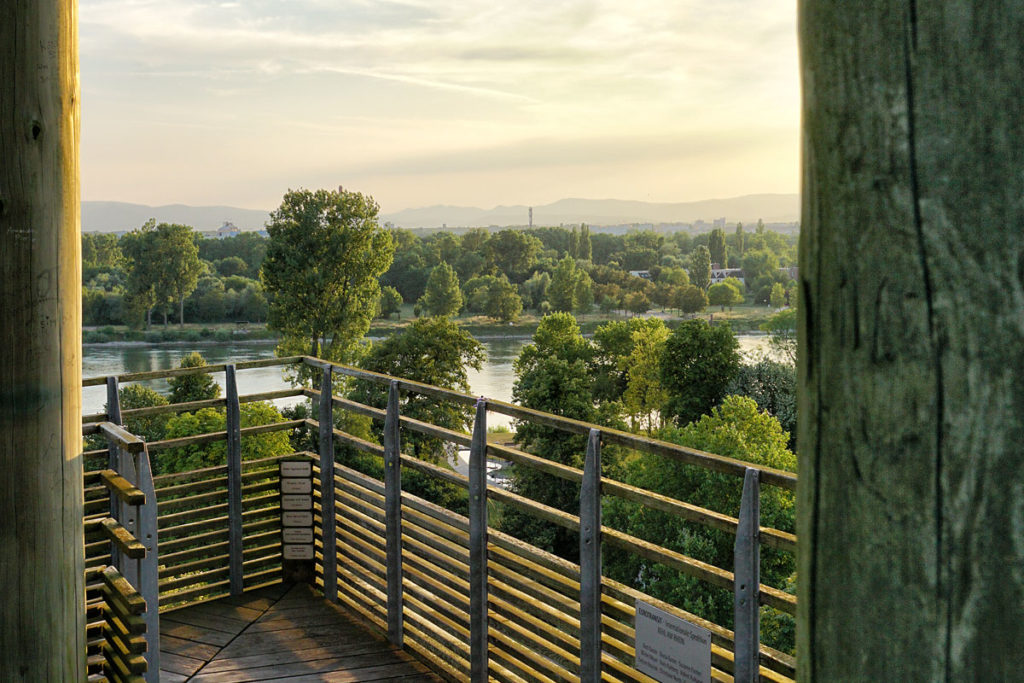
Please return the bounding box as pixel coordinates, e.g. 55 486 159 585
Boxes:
799 4 1024 680
468 399 489 682
135 446 160 683
225 365 244 595
383 380 404 646
733 468 760 683
107 377 123 566
578 428 602 683
0 0 84 678
318 365 337 602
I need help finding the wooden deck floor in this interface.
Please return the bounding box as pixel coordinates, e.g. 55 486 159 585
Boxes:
158 583 438 682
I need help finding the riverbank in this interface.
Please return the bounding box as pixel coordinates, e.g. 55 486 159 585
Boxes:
83 304 782 345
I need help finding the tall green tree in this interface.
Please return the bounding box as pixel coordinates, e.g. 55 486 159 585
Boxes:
168 351 221 404
152 223 202 327
708 228 728 267
660 319 740 426
734 222 745 257
418 262 462 317
262 187 394 364
548 255 592 313
578 223 592 261
377 286 404 319
486 229 542 282
500 313 602 559
120 221 160 328
161 402 292 473
674 284 708 316
708 281 744 311
688 245 712 290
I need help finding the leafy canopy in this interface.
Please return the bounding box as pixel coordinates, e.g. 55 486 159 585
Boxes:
262 187 394 363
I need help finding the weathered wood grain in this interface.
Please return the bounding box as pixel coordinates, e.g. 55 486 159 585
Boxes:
799 2 1024 680
0 0 84 678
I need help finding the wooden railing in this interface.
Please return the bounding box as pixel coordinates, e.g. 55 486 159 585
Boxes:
81 355 798 682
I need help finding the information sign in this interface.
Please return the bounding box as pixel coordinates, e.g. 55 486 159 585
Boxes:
281 478 312 494
283 527 314 544
281 494 312 511
282 511 313 527
634 601 711 683
280 461 312 477
283 544 315 560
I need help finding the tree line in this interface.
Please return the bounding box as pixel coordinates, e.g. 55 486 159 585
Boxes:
96 187 798 654
83 194 798 329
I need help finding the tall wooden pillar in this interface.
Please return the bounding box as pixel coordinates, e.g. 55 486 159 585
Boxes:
799 2 1024 680
0 0 84 679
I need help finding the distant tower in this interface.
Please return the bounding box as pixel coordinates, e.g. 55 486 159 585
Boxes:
529 207 533 228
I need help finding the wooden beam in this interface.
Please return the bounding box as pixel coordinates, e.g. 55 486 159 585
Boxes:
799 2 1024 679
0 0 84 679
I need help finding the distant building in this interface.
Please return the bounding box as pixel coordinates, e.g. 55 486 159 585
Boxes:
711 268 745 285
217 221 240 239
628 270 652 280
713 217 726 229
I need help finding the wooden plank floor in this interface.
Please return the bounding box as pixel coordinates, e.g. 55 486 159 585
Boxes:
158 583 439 682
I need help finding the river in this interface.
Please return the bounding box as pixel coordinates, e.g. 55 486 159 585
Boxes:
82 334 774 427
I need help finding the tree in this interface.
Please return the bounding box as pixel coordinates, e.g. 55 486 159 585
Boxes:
708 228 728 267
215 256 248 277
623 290 651 316
660 319 740 426
688 245 712 290
262 187 394 364
378 286 403 319
548 255 592 313
578 223 592 261
604 396 796 652
418 262 463 317
117 384 170 445
727 358 797 451
349 318 484 509
120 221 160 328
769 282 787 309
622 324 670 434
707 281 744 311
500 313 602 559
161 402 292 473
486 229 542 282
168 351 221 404
591 317 668 402
675 284 708 316
520 271 550 311
484 275 522 323
734 222 745 257
761 308 796 364
151 223 202 327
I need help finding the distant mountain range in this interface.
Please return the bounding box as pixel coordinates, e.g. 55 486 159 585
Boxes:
82 193 799 233
82 201 272 233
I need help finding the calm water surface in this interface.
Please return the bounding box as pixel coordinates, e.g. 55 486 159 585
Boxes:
82 334 772 423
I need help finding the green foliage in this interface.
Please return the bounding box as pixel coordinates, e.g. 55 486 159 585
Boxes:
708 228 728 267
116 384 170 445
604 396 796 651
167 351 221 404
727 358 797 451
660 319 740 426
160 402 292 473
769 282 787 309
349 317 484 510
418 262 463 317
262 187 394 365
687 245 712 290
548 255 594 313
215 256 248 277
622 324 670 434
674 284 708 316
761 308 797 364
707 281 744 311
378 286 404 319
486 229 542 282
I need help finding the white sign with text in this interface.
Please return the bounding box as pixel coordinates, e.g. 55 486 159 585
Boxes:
634 601 711 683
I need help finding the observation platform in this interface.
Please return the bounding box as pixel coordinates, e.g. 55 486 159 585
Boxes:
159 582 436 682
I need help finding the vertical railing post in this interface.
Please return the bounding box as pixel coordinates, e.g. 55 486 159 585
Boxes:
468 399 489 682
734 467 761 683
383 380 404 646
225 364 244 596
136 445 160 683
579 428 602 682
318 364 337 602
106 377 123 568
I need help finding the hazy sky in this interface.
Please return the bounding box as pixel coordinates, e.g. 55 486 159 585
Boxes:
80 0 800 212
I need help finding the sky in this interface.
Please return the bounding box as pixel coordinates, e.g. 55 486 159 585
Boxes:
80 0 800 213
